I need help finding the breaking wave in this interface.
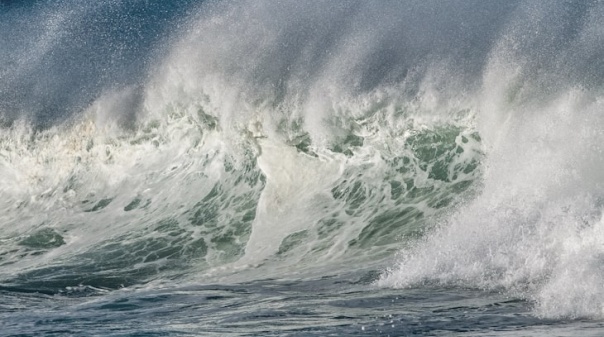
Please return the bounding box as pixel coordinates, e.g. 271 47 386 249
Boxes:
1 0 604 319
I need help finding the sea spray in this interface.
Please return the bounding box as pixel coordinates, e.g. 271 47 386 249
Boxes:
379 1 604 319
2 0 604 325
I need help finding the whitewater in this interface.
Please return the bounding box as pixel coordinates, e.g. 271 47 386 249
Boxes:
2 0 604 335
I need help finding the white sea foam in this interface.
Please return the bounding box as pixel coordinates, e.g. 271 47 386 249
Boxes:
379 2 604 318
3 1 604 320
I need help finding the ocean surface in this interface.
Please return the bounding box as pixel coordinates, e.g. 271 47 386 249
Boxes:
2 1 604 336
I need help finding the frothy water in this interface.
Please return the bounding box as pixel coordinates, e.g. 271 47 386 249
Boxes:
2 0 604 335
379 2 604 319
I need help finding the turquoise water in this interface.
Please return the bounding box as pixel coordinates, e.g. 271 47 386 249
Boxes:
2 1 604 335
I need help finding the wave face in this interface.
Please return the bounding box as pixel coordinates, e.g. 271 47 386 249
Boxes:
1 0 604 320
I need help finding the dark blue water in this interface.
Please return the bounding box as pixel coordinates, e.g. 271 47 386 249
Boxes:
0 272 586 337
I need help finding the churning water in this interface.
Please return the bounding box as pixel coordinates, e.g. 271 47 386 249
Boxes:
2 1 604 336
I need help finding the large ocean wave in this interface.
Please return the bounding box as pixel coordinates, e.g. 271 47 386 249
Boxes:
1 0 604 320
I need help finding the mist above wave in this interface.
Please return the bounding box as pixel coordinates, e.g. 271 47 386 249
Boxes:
379 0 604 320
